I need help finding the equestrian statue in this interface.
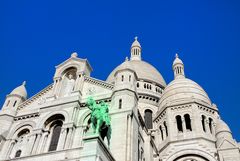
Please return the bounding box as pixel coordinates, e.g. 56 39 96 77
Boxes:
86 96 112 147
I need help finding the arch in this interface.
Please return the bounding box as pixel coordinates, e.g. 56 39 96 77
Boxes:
137 82 139 88
15 150 21 158
173 154 209 161
119 99 122 109
43 114 65 152
159 125 163 141
184 114 192 131
13 100 17 107
54 63 81 78
78 109 91 126
121 75 124 81
37 110 69 129
144 109 153 129
164 121 168 137
176 115 183 132
48 123 62 151
8 122 34 140
201 115 206 132
167 149 216 161
208 117 213 134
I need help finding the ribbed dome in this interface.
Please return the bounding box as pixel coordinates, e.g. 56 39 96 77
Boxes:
159 78 211 108
10 81 27 99
216 119 231 134
106 60 166 87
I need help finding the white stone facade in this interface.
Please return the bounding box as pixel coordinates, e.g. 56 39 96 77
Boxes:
0 38 239 161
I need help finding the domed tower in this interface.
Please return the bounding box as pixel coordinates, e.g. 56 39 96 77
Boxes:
2 81 27 110
215 119 240 160
154 54 219 161
107 37 167 161
130 37 142 61
107 37 166 130
0 81 27 145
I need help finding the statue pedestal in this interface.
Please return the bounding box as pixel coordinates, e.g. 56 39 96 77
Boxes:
80 135 115 161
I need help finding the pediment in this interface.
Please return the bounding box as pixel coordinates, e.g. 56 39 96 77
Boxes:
17 84 54 111
82 76 113 100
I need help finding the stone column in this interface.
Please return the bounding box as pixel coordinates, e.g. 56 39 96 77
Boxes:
74 72 84 91
182 117 186 132
25 134 37 155
6 139 16 159
64 127 73 149
37 131 48 154
40 132 49 153
162 127 166 140
31 133 42 154
0 139 14 160
57 127 67 150
52 77 61 95
205 119 210 133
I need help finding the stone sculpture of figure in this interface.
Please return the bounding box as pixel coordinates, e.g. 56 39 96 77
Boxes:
86 96 112 147
63 73 75 96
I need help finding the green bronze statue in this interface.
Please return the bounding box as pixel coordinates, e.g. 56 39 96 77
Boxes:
86 96 112 147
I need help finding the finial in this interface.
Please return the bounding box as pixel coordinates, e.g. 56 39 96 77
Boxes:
175 53 179 58
22 81 26 86
134 36 138 41
71 52 78 58
125 57 129 61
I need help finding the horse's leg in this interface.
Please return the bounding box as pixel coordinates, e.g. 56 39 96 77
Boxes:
96 120 100 134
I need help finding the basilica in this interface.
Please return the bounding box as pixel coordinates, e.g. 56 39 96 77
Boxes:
0 38 239 161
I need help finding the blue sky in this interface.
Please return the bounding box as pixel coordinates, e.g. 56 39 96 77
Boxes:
0 0 239 141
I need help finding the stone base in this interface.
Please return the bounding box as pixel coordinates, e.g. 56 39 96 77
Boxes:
80 134 115 161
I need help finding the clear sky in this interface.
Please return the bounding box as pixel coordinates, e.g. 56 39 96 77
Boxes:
0 0 239 141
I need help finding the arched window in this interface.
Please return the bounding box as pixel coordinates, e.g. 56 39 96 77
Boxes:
121 75 124 82
201 115 206 132
119 99 122 109
49 123 62 151
144 84 146 89
6 100 10 107
137 83 139 88
159 125 164 141
129 75 131 82
176 115 183 132
144 109 153 129
44 114 65 152
209 118 213 134
184 114 192 131
13 100 17 107
164 121 168 137
15 150 21 158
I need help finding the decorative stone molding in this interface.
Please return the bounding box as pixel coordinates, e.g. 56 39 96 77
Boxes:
84 76 114 90
14 113 39 121
17 84 53 110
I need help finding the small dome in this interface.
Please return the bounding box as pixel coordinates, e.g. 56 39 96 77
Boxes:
107 60 166 87
131 37 141 48
216 119 231 134
10 81 27 99
159 78 211 108
173 53 183 66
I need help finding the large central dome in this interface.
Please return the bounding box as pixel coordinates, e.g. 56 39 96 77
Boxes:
106 60 166 87
106 37 166 87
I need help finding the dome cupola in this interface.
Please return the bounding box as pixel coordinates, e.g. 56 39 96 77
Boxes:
130 37 142 61
173 53 185 79
10 81 27 99
2 81 27 110
159 54 211 108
